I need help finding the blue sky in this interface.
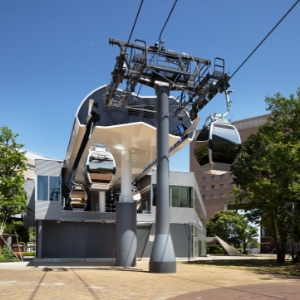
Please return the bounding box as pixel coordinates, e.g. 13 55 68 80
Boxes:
1 0 299 171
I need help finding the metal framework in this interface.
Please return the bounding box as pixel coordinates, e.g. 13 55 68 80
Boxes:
104 38 230 120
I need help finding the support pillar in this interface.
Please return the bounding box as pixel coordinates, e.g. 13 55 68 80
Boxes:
36 220 43 259
149 84 176 273
99 191 106 212
116 150 137 267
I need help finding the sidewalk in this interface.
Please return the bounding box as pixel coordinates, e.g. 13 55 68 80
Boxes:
0 259 299 299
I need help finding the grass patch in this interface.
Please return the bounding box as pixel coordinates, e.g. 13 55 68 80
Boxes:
187 259 300 277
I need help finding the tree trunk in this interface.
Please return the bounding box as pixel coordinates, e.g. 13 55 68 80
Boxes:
276 237 286 263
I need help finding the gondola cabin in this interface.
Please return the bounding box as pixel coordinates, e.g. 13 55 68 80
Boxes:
69 185 88 210
83 145 116 190
194 121 241 174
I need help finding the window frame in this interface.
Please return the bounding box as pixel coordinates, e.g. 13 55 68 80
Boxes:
36 175 61 202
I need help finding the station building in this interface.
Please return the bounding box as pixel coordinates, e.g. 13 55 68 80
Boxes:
24 85 207 261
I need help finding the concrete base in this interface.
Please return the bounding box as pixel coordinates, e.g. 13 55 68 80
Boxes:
33 258 115 263
116 202 137 267
149 261 176 273
149 233 176 273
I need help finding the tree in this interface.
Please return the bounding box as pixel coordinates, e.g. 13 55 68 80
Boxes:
0 126 27 238
5 220 29 243
206 210 258 253
231 88 300 263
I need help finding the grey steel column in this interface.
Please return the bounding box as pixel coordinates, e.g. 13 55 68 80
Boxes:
116 150 137 267
36 220 43 259
99 191 106 212
149 84 176 273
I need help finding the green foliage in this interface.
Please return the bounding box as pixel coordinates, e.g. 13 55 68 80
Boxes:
29 230 36 242
0 256 19 262
0 245 15 259
22 252 36 256
5 221 30 243
231 88 300 263
206 210 258 253
248 238 260 249
0 125 28 235
207 245 224 254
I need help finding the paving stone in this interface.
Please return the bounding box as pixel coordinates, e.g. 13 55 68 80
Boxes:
0 260 299 299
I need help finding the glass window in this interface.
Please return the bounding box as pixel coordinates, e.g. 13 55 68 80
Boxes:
230 183 234 188
194 128 210 167
49 177 61 201
37 176 61 201
211 175 215 180
202 195 206 200
220 174 224 179
220 184 224 188
202 176 206 181
188 187 193 208
154 185 193 208
180 186 188 207
202 186 206 190
170 185 180 207
211 185 215 190
230 173 234 178
220 193 225 198
211 123 240 164
211 194 215 198
37 176 48 201
152 184 157 206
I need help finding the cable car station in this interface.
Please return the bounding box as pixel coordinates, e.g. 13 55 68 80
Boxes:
31 37 241 274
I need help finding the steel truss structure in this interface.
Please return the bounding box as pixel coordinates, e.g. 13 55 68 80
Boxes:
104 38 230 120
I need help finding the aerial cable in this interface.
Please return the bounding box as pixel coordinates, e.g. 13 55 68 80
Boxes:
230 0 300 80
158 0 178 46
120 0 178 102
124 0 144 54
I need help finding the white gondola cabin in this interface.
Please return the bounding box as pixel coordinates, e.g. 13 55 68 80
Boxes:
194 121 241 174
69 185 88 210
83 145 116 190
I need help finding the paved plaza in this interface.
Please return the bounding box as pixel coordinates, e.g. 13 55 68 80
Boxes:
0 259 299 300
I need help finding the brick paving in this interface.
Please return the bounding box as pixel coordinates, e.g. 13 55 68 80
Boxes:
0 260 299 299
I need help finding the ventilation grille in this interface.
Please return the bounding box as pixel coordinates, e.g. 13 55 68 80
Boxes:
128 108 140 116
144 106 155 119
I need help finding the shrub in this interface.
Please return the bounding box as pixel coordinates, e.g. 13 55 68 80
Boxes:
0 246 15 259
21 252 36 256
0 257 19 262
236 247 250 254
207 245 224 254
